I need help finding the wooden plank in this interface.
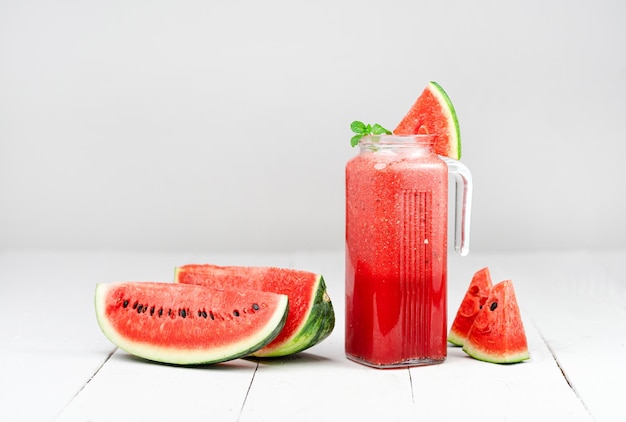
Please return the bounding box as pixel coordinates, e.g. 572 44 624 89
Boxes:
56 350 258 421
0 251 117 421
408 320 592 421
513 251 626 422
240 353 416 422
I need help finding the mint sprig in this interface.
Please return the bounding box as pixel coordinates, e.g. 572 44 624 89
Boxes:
350 121 392 147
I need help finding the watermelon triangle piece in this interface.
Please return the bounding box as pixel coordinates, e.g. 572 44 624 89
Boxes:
462 280 530 364
448 267 493 346
394 81 461 159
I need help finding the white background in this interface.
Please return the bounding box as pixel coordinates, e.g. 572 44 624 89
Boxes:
1 0 625 254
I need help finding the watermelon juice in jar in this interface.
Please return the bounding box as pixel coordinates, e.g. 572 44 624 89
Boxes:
345 134 472 368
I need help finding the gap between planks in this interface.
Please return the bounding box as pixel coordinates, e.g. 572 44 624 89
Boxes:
54 347 118 420
534 320 593 418
237 359 260 422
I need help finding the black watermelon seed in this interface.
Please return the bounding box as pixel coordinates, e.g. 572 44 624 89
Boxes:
252 303 260 311
158 308 163 317
123 300 129 308
198 310 202 317
136 304 143 313
150 306 155 316
132 301 138 309
168 309 172 316
180 309 187 318
490 301 498 311
202 311 208 319
209 311 215 320
233 310 240 317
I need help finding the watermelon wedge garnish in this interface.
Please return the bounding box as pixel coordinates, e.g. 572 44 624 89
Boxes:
462 280 530 364
394 81 461 159
448 267 493 346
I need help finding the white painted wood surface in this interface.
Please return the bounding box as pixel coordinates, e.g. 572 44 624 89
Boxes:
1 249 623 421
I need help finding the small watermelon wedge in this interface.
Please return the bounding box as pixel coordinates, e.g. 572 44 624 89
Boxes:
394 81 461 159
95 282 289 365
462 280 530 364
448 267 493 346
174 264 335 357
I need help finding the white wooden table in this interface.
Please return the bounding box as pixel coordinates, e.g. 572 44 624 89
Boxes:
1 249 623 421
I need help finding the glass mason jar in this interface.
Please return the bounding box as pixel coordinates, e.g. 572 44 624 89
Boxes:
345 134 472 368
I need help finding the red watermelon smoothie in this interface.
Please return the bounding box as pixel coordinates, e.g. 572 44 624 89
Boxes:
345 134 448 368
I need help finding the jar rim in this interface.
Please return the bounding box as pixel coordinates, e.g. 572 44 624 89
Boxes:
359 134 435 147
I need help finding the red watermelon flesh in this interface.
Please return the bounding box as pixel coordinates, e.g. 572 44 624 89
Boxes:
174 264 335 357
462 280 530 364
394 81 461 159
448 267 493 346
95 282 289 365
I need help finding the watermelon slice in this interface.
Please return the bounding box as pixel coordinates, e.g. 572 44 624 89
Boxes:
174 264 335 357
462 280 530 364
448 267 493 346
394 81 461 159
95 282 289 365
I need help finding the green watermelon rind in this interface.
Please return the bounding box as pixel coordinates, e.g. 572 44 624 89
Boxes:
462 342 530 364
427 81 462 160
94 283 289 365
446 329 465 347
252 275 335 357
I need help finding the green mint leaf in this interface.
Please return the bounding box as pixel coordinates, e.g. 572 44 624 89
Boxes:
371 124 392 135
351 134 364 147
350 121 367 134
350 120 391 147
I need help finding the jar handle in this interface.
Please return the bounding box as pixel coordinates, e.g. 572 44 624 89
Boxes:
441 157 473 256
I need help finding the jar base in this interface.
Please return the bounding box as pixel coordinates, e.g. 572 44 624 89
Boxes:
346 353 445 369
